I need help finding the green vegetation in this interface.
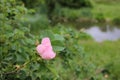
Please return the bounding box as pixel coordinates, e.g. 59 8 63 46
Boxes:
80 40 120 80
0 0 97 80
92 0 120 22
0 0 120 80
20 0 120 24
48 0 120 24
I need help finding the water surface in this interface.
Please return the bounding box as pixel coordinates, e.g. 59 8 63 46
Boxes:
85 25 120 42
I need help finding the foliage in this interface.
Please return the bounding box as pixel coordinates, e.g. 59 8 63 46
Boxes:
22 0 92 9
21 0 93 23
16 0 120 24
0 0 120 80
0 0 96 80
95 13 105 22
55 0 92 8
94 0 120 4
21 14 50 30
53 7 93 21
113 17 120 25
92 1 120 22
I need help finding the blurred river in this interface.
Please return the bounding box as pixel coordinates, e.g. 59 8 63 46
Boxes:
84 25 120 42
64 22 120 42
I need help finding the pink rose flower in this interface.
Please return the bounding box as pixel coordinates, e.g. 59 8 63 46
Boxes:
36 37 56 60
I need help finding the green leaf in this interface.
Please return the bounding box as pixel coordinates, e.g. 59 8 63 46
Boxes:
54 34 65 41
52 40 64 46
53 46 65 52
46 65 59 78
40 30 54 39
15 53 27 64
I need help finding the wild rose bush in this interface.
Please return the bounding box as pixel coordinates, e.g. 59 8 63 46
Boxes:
0 0 106 80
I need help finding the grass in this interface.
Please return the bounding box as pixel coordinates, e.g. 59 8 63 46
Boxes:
80 40 120 65
80 40 120 79
92 2 120 20
93 0 120 4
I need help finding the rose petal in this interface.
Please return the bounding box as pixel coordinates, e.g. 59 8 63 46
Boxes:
36 44 46 55
41 50 56 60
41 37 51 46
